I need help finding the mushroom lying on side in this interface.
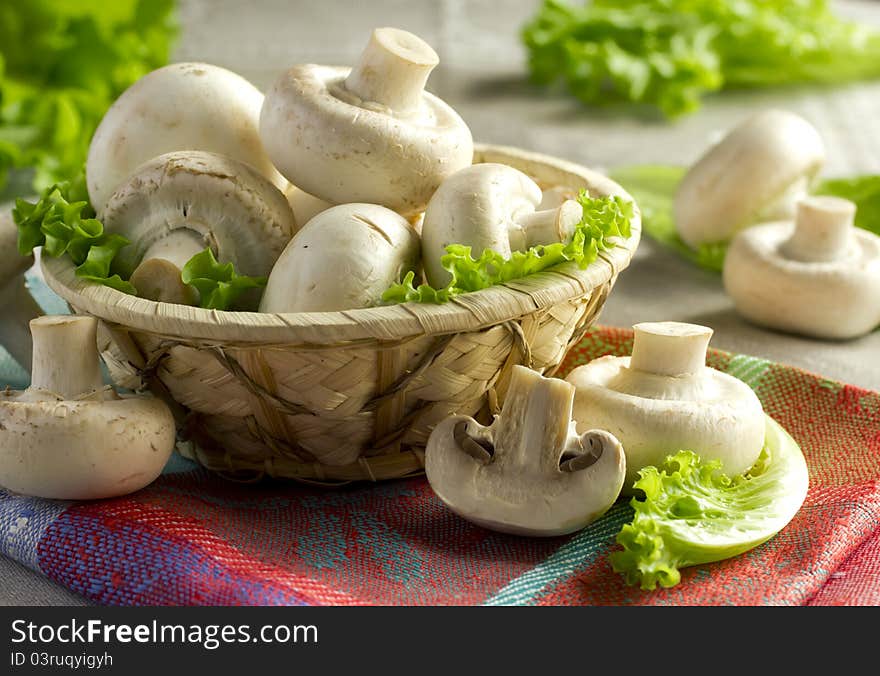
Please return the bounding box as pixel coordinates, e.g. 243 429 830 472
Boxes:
0 208 42 368
87 62 288 214
102 151 296 306
259 27 473 215
420 163 584 287
426 365 626 536
674 110 825 249
723 196 880 339
0 316 175 500
259 203 420 312
566 322 765 490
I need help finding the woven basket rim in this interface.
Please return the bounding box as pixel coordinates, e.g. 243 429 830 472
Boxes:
41 143 641 346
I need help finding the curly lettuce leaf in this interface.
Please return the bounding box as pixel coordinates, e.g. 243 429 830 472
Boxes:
181 248 267 311
382 192 633 304
522 0 880 119
13 174 136 294
610 417 809 590
0 0 177 194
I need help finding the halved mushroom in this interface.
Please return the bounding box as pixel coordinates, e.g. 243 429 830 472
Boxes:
674 110 825 249
723 196 880 339
86 62 287 214
0 207 42 368
259 203 420 313
426 365 626 536
102 151 296 306
566 322 765 490
0 316 175 500
259 27 473 216
420 163 584 287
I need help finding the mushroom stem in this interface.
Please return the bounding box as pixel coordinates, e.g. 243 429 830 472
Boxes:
0 277 43 370
629 322 713 378
29 316 103 398
129 230 205 304
508 200 583 251
781 196 855 263
344 27 439 114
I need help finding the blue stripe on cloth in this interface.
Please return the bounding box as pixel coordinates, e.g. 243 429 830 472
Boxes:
483 502 633 606
0 489 70 571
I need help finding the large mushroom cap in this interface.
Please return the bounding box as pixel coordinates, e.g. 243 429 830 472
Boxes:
259 28 473 215
87 62 287 213
674 109 825 248
101 151 296 285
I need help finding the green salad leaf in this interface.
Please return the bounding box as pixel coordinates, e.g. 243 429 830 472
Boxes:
817 175 880 237
13 173 136 294
610 416 809 590
522 0 880 119
382 192 633 304
0 0 177 194
181 248 268 311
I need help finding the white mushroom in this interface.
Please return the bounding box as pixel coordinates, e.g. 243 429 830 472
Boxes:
426 365 626 537
0 316 175 500
86 62 287 213
566 322 765 490
420 163 584 287
102 151 296 306
723 196 880 339
259 203 420 313
0 208 42 368
259 27 473 215
284 185 334 232
674 110 825 249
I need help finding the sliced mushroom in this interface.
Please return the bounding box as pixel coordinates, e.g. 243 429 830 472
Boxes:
102 151 296 306
566 322 765 490
0 207 42 368
0 316 175 500
87 62 288 214
259 27 474 215
259 203 420 313
723 196 880 339
420 163 584 287
426 365 626 536
674 110 825 249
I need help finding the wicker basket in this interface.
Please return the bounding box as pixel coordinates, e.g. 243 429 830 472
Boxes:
40 144 641 484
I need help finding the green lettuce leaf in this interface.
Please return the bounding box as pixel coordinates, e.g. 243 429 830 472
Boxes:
610 416 809 590
817 175 880 237
13 174 136 294
382 191 633 304
180 248 268 311
0 0 177 194
522 0 880 119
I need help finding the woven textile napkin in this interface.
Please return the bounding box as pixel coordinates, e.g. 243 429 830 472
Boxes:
1 279 879 605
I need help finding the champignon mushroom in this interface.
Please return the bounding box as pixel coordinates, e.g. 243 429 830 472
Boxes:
259 27 474 215
566 321 765 490
674 110 825 249
425 365 626 536
259 203 420 313
723 196 880 339
86 62 287 213
102 151 296 306
0 316 175 500
284 184 333 232
0 207 42 368
420 163 584 287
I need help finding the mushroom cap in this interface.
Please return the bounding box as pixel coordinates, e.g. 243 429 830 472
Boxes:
258 63 473 215
0 392 175 500
259 203 420 313
723 221 880 339
420 163 543 287
566 355 765 489
674 110 825 248
87 62 287 213
101 151 296 280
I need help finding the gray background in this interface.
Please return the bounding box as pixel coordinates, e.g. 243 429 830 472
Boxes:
2 0 879 605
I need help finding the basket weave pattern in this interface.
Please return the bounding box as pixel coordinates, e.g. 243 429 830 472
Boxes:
43 145 640 483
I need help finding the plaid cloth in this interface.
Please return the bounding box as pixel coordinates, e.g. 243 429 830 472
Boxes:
1 280 879 605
